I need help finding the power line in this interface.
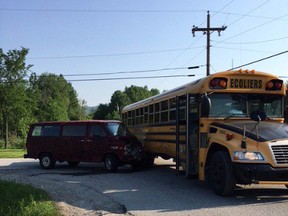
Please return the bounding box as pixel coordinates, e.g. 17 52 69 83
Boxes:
214 46 273 53
226 0 271 27
29 66 200 77
67 74 195 82
212 36 288 45
0 8 207 13
228 50 288 70
28 47 204 60
215 12 288 45
57 67 196 77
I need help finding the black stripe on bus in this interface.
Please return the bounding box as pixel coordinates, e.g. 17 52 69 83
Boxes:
145 132 186 136
144 138 186 145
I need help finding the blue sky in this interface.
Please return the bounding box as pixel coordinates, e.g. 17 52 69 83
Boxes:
1 0 288 106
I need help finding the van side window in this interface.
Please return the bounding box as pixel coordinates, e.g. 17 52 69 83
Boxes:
32 125 60 137
63 125 86 137
90 125 106 137
32 126 42 136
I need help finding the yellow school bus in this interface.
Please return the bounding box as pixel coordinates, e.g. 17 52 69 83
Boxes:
122 69 288 196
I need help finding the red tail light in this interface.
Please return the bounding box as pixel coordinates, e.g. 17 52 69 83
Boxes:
265 79 283 90
209 78 228 89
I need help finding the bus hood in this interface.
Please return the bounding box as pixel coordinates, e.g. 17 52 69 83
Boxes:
210 121 288 142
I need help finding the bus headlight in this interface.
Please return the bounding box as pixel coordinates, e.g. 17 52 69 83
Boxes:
233 151 264 161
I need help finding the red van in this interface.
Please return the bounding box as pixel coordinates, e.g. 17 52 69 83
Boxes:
24 120 142 171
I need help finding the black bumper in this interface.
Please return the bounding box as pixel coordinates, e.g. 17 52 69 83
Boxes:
233 163 288 184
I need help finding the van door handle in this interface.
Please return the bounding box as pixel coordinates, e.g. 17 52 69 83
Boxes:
86 140 92 142
80 140 85 142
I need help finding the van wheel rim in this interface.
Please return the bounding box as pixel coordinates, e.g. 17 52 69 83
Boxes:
42 156 50 167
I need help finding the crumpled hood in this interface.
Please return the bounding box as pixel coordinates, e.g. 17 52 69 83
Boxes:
210 121 288 142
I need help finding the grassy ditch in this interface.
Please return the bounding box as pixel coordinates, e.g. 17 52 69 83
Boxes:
0 149 26 158
0 180 60 216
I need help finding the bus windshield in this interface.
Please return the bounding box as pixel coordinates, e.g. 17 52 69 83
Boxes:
106 123 131 136
208 93 283 118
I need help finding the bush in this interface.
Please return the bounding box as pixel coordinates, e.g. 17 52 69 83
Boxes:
0 136 26 149
0 180 59 216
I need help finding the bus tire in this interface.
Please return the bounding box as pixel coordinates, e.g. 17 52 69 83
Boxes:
104 155 118 172
67 161 80 167
209 151 235 196
39 153 55 169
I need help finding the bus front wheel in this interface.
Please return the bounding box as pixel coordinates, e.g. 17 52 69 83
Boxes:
209 151 235 196
39 153 55 169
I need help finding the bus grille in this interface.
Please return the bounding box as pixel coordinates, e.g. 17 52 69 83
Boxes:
271 145 288 164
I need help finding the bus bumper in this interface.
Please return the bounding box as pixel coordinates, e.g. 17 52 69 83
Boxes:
233 163 288 185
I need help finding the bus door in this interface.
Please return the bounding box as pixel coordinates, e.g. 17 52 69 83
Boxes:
175 94 199 176
186 94 199 177
176 95 187 174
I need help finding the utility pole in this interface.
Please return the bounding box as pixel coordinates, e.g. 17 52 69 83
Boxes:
192 11 227 76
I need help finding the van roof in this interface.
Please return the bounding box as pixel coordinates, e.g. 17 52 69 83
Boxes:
31 120 121 126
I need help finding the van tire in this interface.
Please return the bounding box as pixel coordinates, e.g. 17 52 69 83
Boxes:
104 155 118 172
39 153 55 169
209 151 235 196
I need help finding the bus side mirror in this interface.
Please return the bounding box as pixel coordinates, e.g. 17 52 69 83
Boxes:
250 110 267 122
201 93 211 117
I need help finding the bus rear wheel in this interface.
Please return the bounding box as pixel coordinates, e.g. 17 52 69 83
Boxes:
104 155 118 172
209 151 235 196
39 153 55 169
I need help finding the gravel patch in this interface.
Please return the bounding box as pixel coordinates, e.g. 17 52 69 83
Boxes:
0 159 131 216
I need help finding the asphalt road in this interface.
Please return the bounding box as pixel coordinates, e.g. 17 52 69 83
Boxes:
1 158 288 216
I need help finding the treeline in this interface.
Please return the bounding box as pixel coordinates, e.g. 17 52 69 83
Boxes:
93 85 160 120
0 48 160 149
0 48 86 148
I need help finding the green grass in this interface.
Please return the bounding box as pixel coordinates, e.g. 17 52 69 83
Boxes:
0 180 60 216
0 149 26 158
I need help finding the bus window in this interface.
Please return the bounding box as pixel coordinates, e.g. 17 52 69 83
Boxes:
208 93 283 118
248 94 282 117
209 94 246 117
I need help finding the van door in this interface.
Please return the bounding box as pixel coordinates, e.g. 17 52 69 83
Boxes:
84 124 107 162
62 124 86 162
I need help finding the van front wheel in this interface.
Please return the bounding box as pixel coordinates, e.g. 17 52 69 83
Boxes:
104 155 118 172
39 153 55 169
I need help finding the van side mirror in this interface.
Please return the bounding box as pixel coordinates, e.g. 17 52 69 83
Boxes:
250 110 267 122
201 93 211 117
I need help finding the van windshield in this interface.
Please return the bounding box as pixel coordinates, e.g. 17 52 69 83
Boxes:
106 123 131 136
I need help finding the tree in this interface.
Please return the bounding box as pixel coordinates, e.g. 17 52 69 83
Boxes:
0 48 32 148
93 85 160 120
29 73 82 121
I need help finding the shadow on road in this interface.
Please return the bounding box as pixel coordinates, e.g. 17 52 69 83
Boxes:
1 158 288 215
